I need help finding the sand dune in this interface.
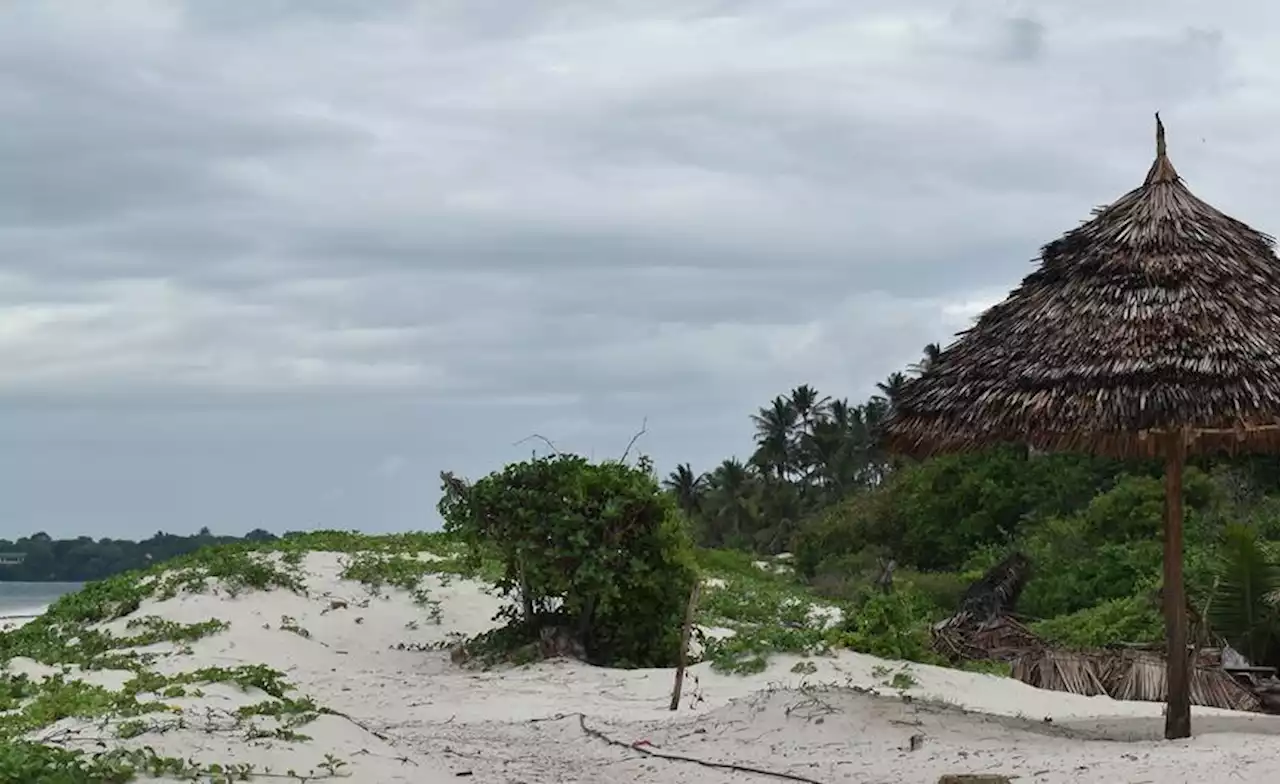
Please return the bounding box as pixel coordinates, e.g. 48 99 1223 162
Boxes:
7 549 1280 783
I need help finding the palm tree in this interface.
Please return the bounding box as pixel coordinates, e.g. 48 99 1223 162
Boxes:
909 343 943 376
858 397 893 485
663 463 707 518
704 458 760 547
802 417 851 492
875 372 912 406
750 396 798 479
828 397 853 429
1211 524 1280 665
789 384 831 431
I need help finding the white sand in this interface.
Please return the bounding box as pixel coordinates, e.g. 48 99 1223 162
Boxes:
0 610 44 632
0 617 35 632
9 551 1280 783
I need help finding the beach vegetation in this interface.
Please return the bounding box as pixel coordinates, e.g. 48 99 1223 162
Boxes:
617 345 1280 680
11 348 1280 779
438 453 699 668
1031 595 1164 649
0 536 476 783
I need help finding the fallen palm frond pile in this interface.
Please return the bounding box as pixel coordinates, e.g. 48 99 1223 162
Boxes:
932 614 1041 662
935 614 1263 712
931 555 1265 713
955 552 1032 624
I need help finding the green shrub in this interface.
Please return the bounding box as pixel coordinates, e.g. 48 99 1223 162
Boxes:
1239 496 1280 541
438 454 698 668
1031 595 1163 648
790 449 1129 578
696 547 771 579
791 492 893 578
1015 512 1220 620
887 448 1122 571
1077 470 1218 543
801 558 968 619
803 548 886 603
897 570 971 614
837 589 945 664
1017 514 1162 618
1206 523 1280 665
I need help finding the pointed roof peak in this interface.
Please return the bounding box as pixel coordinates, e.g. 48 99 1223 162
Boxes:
1145 111 1179 185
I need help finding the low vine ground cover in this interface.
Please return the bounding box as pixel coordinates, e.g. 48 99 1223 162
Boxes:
0 532 474 783
691 548 962 675
0 531 1001 783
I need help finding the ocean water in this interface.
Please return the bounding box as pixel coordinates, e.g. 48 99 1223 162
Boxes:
0 582 83 617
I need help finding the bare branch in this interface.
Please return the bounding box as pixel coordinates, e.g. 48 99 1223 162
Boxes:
570 713 828 784
618 417 649 463
670 581 702 710
438 471 470 504
513 433 561 456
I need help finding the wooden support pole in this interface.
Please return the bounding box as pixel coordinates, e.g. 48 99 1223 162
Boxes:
670 581 702 711
1163 430 1191 739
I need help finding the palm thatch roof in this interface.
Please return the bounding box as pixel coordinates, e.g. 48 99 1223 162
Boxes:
886 116 1280 459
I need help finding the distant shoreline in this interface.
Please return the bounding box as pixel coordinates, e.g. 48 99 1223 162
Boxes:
0 611 41 631
0 583 81 623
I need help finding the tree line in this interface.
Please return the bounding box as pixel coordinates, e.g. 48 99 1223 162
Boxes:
0 528 280 582
11 340 1280 667
665 342 1280 666
662 342 946 553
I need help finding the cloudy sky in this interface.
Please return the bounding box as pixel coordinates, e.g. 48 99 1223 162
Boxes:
0 1 1272 538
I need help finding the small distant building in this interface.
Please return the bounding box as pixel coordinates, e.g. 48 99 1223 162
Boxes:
0 553 26 566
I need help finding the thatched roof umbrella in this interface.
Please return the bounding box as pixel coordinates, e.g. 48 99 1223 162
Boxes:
884 115 1280 740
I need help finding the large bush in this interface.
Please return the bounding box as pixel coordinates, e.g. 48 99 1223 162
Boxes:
791 490 894 579
790 447 1127 576
1012 472 1223 620
1016 517 1163 618
836 588 946 664
888 448 1123 570
1075 469 1219 543
1031 595 1163 648
438 454 698 668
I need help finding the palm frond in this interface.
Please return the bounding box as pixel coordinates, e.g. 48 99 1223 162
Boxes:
1207 524 1280 663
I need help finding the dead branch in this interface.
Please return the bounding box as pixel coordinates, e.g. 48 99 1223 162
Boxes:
572 713 828 784
439 471 471 503
512 433 561 456
318 706 394 743
874 557 897 595
618 417 648 463
670 581 703 710
783 689 840 722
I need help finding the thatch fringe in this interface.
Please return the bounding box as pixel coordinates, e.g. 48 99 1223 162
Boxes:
1011 649 1109 696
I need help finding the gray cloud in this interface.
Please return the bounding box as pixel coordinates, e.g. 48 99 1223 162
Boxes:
0 1 1273 536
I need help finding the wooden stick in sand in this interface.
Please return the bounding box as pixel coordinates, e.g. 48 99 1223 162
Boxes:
670 581 702 711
